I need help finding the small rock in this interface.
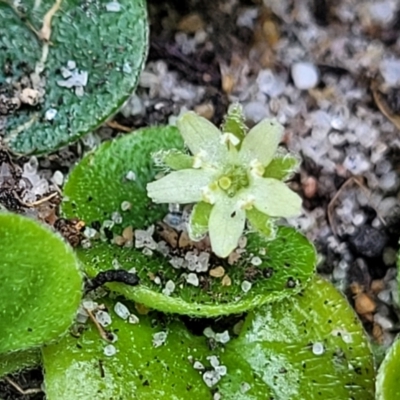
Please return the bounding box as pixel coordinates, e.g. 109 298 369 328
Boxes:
291 62 319 90
354 293 376 315
178 13 204 33
209 266 225 278
349 225 387 258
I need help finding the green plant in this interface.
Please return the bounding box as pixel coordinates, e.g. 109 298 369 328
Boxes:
0 106 375 398
0 0 148 154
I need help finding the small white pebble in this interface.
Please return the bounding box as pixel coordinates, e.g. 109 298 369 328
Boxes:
291 62 319 90
203 327 215 339
128 314 139 324
238 236 247 248
207 355 220 368
114 302 130 320
82 300 98 311
241 382 251 393
202 370 221 387
186 273 199 287
213 393 222 400
83 227 98 239
126 171 136 181
312 342 325 355
153 331 168 348
121 201 131 211
142 248 153 257
104 344 117 357
214 365 227 376
95 310 112 327
111 211 122 224
106 1 121 12
215 330 230 344
45 108 58 121
241 280 252 293
51 170 64 186
67 60 76 70
123 62 132 74
154 276 161 285
164 280 175 294
193 361 205 370
250 256 262 266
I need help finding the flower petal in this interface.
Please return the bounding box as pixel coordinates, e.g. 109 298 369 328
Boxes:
147 169 215 204
177 112 228 163
249 177 302 217
208 196 246 258
239 119 283 167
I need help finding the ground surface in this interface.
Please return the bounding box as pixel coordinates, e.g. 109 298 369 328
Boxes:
1 0 400 397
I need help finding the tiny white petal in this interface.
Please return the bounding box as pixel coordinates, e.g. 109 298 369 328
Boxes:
147 169 215 204
177 112 228 163
239 119 283 167
208 197 246 258
220 132 240 146
249 177 302 218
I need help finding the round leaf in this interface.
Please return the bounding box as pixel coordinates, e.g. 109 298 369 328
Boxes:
0 0 148 154
77 226 315 317
0 213 82 354
217 277 375 399
42 299 212 399
62 126 184 229
376 336 400 400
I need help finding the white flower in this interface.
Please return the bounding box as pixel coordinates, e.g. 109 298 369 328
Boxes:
147 109 301 258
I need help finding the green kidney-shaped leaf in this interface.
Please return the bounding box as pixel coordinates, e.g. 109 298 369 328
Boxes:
216 277 375 399
0 349 40 378
42 299 212 399
376 336 400 400
62 126 184 229
0 0 148 154
77 227 315 317
0 213 82 354
63 127 315 317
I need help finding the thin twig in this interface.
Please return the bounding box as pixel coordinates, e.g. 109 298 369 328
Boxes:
39 0 62 41
4 377 42 395
25 192 58 207
106 120 133 132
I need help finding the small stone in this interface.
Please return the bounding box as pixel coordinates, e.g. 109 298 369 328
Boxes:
207 355 220 368
203 327 215 339
241 280 252 293
142 247 153 256
106 1 121 12
250 256 262 266
114 302 130 320
215 330 230 344
349 225 387 258
374 313 394 330
121 201 131 211
221 275 232 286
153 331 168 348
312 342 324 355
67 60 76 70
128 314 139 324
193 361 205 370
354 293 376 315
165 280 176 293
186 273 199 287
178 13 204 33
104 344 117 356
215 365 227 376
125 171 136 181
291 62 319 90
379 58 400 86
202 370 221 387
303 176 318 199
209 266 225 278
45 108 58 121
51 170 64 186
95 310 112 327
240 382 251 393
95 310 112 328
194 103 214 120
122 226 134 241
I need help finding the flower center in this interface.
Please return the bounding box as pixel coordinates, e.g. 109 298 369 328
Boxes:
217 165 249 197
